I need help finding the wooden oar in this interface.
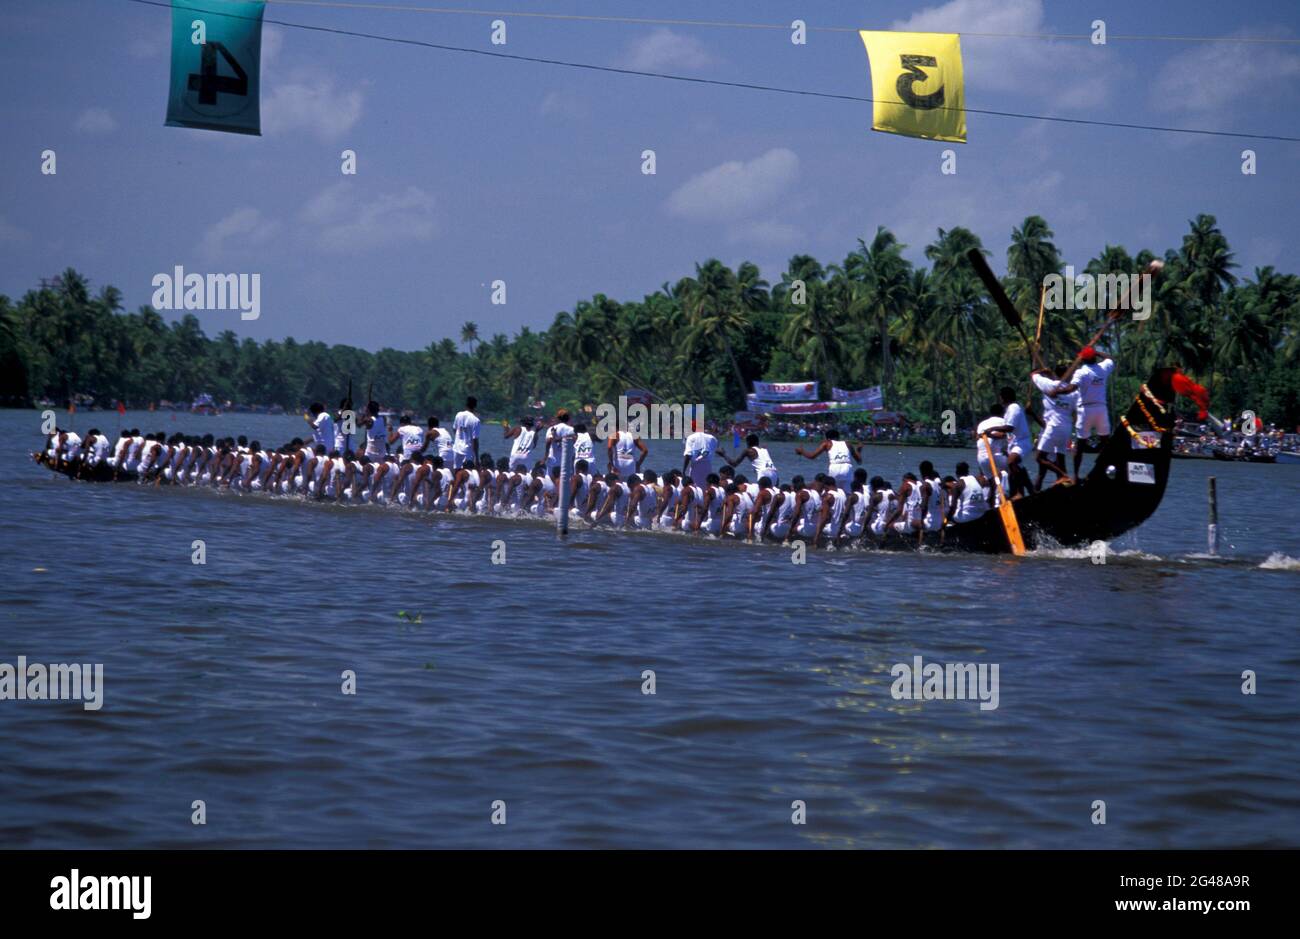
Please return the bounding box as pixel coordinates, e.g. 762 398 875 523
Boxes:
1033 284 1046 355
980 433 1025 556
1061 260 1164 379
966 248 1047 372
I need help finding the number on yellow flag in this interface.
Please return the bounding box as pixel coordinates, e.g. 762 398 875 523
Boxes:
858 31 966 143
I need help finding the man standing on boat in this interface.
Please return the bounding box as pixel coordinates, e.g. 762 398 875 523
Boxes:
1064 347 1115 482
502 416 537 471
451 396 481 469
720 433 779 486
608 426 648 478
682 420 718 488
361 401 389 460
794 429 861 491
1030 365 1078 489
999 387 1036 496
308 402 334 452
545 408 575 473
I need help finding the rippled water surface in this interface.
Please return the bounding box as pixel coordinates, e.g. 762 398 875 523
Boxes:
2 409 1298 848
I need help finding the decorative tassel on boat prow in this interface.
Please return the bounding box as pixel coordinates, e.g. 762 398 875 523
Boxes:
1171 371 1210 418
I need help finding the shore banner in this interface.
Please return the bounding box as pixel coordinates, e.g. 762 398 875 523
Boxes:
758 400 873 416
167 1 266 135
859 30 965 143
751 380 819 402
832 386 884 409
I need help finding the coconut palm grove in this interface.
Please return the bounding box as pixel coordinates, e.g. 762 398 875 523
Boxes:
4 213 1297 428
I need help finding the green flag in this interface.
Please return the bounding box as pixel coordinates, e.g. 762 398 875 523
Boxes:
166 1 265 136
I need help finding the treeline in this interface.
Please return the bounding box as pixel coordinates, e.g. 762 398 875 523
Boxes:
2 213 1297 426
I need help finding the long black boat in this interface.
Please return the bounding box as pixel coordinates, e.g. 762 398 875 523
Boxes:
33 368 1182 556
929 367 1178 553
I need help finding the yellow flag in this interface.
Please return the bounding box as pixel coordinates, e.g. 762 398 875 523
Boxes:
859 30 966 143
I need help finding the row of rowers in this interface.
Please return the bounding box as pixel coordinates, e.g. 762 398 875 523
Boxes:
41 400 1010 547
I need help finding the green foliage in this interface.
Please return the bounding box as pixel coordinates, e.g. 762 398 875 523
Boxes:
5 214 1298 426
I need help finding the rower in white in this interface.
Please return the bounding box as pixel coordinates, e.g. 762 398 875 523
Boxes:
948 461 989 523
975 404 1014 490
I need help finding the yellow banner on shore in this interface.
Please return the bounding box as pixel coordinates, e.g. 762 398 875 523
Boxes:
859 30 966 143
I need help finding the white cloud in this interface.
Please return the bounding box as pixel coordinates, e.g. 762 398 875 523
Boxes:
262 71 364 141
74 107 117 135
300 183 437 253
1152 31 1300 117
199 207 281 260
622 28 716 72
667 148 800 222
892 0 1117 110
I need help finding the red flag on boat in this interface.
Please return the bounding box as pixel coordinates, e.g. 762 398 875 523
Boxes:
1171 371 1210 419
116 400 126 416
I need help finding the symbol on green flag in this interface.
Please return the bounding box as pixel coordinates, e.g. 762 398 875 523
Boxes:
166 1 265 136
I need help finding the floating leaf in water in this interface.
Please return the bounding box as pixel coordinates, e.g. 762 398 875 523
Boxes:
396 610 423 624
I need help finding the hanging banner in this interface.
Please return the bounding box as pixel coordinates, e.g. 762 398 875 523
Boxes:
832 386 884 409
859 30 966 143
751 380 819 402
167 1 266 136
755 400 876 416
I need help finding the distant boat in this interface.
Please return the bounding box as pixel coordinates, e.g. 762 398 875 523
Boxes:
190 393 221 415
1212 447 1276 464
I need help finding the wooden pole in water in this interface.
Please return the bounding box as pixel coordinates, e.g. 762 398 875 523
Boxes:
557 435 574 536
1208 476 1219 555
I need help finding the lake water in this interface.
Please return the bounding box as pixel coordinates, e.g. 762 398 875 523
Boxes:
2 409 1298 848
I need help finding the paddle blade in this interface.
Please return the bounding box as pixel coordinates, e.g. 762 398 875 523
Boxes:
966 248 1023 329
998 501 1026 556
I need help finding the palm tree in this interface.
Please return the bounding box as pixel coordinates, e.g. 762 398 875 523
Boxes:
460 321 480 355
857 226 911 393
1179 214 1237 403
681 259 750 403
896 268 951 419
1007 216 1062 314
925 227 988 421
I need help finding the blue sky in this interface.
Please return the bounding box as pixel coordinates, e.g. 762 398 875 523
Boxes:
2 0 1298 350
